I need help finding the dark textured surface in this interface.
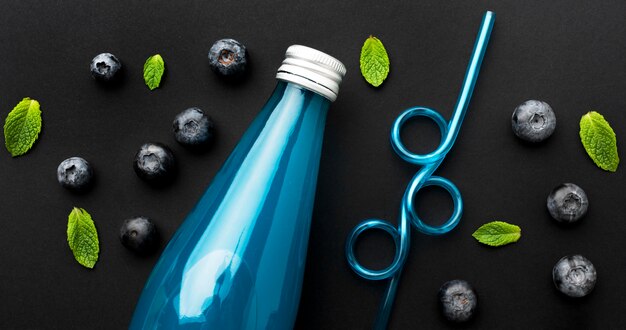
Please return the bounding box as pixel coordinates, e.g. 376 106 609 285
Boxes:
0 1 625 329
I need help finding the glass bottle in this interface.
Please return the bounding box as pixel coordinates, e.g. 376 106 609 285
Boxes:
129 45 346 330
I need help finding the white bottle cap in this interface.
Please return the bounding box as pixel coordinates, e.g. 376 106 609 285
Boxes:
276 45 347 102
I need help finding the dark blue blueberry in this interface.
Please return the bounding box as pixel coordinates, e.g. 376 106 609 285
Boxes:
173 107 215 147
438 280 477 322
57 157 94 192
208 38 247 76
553 255 596 297
120 216 159 255
511 100 556 142
90 53 122 82
547 183 588 224
133 143 176 185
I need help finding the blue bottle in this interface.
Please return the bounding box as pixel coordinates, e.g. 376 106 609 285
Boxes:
129 45 346 330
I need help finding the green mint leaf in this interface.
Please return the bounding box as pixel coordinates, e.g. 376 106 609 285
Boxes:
579 111 619 172
143 54 165 90
472 221 521 247
4 97 42 157
360 36 389 87
67 207 99 269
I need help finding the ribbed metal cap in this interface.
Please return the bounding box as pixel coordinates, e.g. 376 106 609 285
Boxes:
276 45 346 102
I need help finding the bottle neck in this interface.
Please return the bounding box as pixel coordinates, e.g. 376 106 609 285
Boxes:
276 71 338 102
271 81 330 108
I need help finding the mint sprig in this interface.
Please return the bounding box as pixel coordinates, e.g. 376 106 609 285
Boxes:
67 207 99 269
472 221 521 247
580 111 619 172
360 36 389 87
143 54 165 90
4 97 42 157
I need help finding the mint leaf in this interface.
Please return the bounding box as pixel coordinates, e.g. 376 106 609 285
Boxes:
67 207 99 269
4 97 42 157
143 54 165 90
360 36 389 87
472 221 521 247
580 111 619 172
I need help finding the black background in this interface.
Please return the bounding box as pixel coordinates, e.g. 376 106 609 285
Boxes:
1 1 625 329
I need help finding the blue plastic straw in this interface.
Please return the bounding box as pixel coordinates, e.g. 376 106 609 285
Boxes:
345 11 495 329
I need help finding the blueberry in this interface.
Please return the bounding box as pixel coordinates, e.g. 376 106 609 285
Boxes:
90 53 122 82
133 143 176 185
438 280 477 322
173 107 215 147
547 183 588 224
57 157 94 192
208 38 247 76
553 255 596 297
511 100 556 142
120 216 159 255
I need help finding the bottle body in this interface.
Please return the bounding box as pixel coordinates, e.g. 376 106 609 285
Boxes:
130 81 330 329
